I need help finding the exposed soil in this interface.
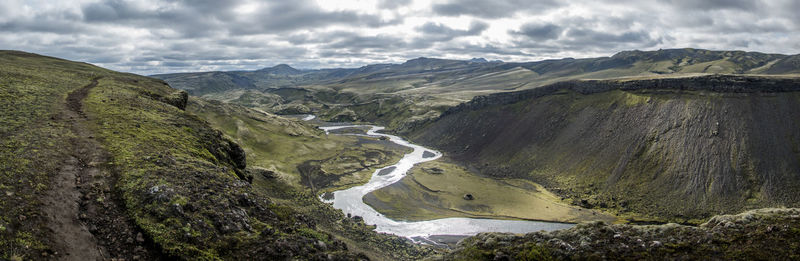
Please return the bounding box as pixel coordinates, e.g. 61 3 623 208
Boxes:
41 77 163 260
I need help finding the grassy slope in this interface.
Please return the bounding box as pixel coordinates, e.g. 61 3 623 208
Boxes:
411 82 800 223
365 159 617 223
187 97 437 260
187 98 411 192
0 51 381 260
0 51 101 259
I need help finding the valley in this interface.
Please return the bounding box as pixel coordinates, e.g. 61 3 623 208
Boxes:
364 159 616 223
3 49 800 260
317 124 578 245
6 0 800 258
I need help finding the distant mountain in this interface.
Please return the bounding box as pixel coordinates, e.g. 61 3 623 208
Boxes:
257 64 303 75
469 57 488 63
152 48 800 97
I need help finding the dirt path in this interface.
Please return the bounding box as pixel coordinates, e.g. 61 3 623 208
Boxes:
42 77 105 260
43 77 162 260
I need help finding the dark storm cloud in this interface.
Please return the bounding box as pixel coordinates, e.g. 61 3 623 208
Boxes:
432 0 561 18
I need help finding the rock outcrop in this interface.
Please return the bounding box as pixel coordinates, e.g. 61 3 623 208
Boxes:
442 208 800 260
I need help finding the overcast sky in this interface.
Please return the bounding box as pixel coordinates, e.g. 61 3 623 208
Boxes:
2 0 799 75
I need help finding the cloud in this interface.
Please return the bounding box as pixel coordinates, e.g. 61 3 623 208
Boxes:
230 1 398 35
511 23 562 41
417 20 488 41
0 7 84 33
562 29 661 49
0 0 798 74
432 0 561 18
660 0 760 11
378 0 412 9
325 33 409 51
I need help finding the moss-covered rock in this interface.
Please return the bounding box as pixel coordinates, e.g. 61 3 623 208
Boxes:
442 208 800 260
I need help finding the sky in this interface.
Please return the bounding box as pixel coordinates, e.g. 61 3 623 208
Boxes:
1 0 799 75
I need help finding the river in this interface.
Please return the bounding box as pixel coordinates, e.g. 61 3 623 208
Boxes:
318 124 574 243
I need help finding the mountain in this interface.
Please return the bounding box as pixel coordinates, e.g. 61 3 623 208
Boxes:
469 57 489 63
256 64 303 75
408 74 800 222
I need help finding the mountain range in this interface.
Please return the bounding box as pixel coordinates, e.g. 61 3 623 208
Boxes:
154 48 800 98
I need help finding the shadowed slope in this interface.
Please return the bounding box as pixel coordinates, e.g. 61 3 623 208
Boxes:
410 75 800 222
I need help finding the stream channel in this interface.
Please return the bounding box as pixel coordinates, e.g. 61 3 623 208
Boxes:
317 123 575 244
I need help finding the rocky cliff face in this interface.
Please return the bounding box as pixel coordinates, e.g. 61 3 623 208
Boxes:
411 75 800 221
443 75 800 115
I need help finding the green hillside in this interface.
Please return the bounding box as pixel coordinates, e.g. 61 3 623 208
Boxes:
0 51 432 260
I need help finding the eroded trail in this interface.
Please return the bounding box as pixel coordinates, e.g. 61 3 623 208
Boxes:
43 77 160 260
42 77 104 260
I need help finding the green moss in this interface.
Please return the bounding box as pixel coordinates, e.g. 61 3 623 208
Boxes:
444 209 800 260
453 246 493 260
297 227 332 244
515 244 554 261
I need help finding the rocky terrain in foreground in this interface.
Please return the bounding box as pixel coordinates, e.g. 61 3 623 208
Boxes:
441 208 800 260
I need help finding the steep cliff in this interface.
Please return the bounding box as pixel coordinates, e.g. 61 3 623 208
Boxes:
410 75 800 221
